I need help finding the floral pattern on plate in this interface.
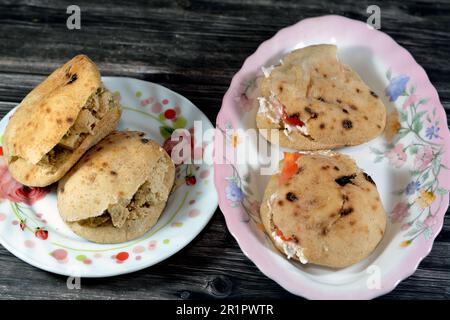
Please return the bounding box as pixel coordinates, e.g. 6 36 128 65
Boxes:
0 77 217 277
214 15 450 299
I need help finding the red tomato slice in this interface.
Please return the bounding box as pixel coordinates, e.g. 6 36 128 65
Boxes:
281 107 305 127
275 226 294 241
279 152 301 185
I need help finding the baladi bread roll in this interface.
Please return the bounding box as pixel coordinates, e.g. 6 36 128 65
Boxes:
3 55 121 187
260 152 386 268
57 131 175 244
255 44 386 150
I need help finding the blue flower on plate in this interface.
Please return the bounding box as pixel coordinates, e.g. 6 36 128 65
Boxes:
405 181 421 195
225 181 244 202
425 125 440 140
386 75 410 101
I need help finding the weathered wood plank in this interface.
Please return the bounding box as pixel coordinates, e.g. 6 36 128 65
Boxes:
0 0 449 300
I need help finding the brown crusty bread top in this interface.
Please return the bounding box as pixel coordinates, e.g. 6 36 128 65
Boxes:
256 44 386 150
3 55 101 164
57 131 175 222
260 152 386 268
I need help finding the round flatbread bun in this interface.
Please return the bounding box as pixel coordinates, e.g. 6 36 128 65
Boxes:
57 131 175 244
260 151 386 268
3 55 121 187
255 44 386 150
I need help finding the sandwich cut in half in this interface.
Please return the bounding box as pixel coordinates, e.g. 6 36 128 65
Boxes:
2 55 121 187
57 131 175 244
260 151 386 268
255 44 386 150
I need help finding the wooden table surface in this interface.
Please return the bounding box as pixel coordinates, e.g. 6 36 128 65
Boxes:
0 0 449 300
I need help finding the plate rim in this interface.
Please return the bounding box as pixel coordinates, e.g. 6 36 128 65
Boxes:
0 76 218 278
214 14 450 299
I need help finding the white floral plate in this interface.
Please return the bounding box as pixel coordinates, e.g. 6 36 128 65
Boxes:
0 77 217 277
214 15 450 299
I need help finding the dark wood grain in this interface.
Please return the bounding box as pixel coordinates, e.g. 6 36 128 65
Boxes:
0 0 449 300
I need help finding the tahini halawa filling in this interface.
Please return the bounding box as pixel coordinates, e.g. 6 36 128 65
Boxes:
77 158 170 229
37 86 118 169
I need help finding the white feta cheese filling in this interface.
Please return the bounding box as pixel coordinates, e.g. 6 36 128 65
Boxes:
271 231 308 264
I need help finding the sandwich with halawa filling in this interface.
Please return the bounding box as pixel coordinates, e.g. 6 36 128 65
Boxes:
57 131 175 244
3 55 121 187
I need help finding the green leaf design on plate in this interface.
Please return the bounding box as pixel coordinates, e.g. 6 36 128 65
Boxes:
412 111 427 123
410 170 420 176
244 79 255 91
436 187 448 195
418 98 429 105
421 181 434 189
431 158 440 173
424 227 433 240
163 239 170 244
159 112 166 121
135 90 142 98
374 155 383 163
160 126 174 139
409 145 419 155
399 110 408 122
412 118 423 133
172 116 187 129
369 147 383 155
397 128 410 138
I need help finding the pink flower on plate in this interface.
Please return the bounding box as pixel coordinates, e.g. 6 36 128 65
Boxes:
414 145 433 171
391 201 409 223
0 159 48 205
385 143 407 168
402 94 418 109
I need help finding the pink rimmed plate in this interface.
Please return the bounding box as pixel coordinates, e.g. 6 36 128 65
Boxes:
214 15 450 299
0 77 217 277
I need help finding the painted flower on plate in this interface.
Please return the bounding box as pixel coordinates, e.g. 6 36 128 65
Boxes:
0 160 48 205
405 181 421 195
385 143 407 168
386 75 409 101
416 190 436 209
225 181 244 202
425 125 440 140
414 145 433 171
